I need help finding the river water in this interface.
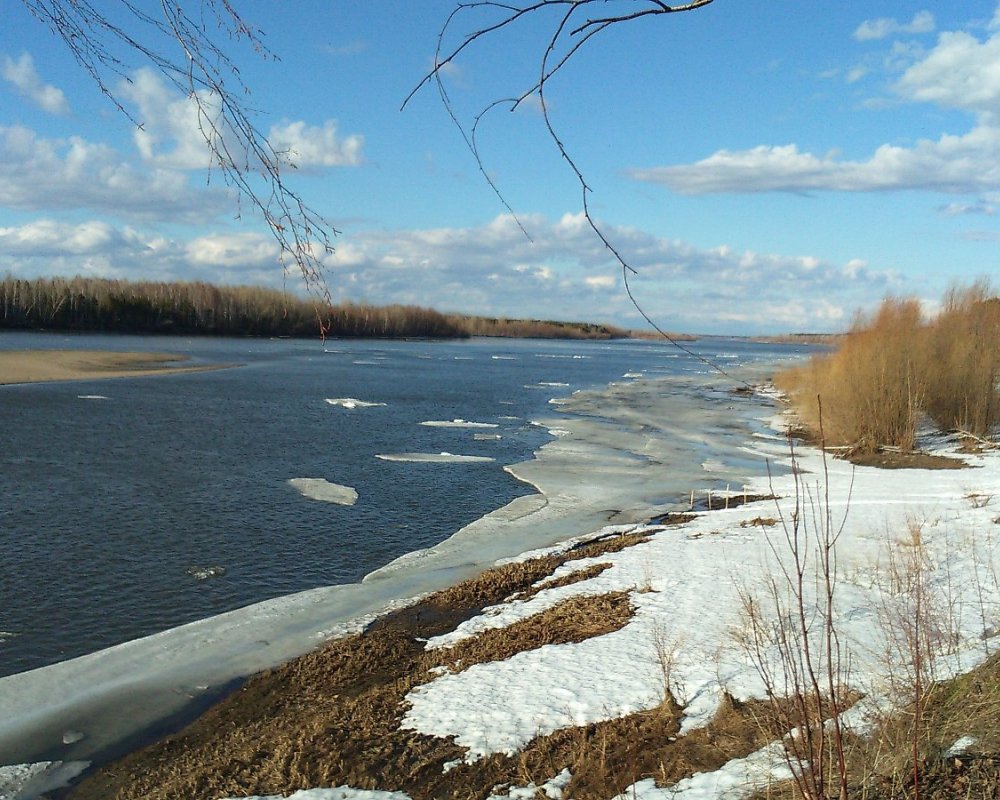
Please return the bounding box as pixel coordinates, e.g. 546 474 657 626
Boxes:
0 332 816 766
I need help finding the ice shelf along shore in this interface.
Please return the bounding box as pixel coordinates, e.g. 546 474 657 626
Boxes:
0 365 792 782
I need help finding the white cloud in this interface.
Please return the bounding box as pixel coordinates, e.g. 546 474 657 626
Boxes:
0 124 230 221
629 14 1000 197
270 120 364 169
896 30 1000 115
120 68 364 171
0 212 902 334
319 214 897 332
853 11 935 42
185 233 279 268
1 52 69 115
629 127 1000 194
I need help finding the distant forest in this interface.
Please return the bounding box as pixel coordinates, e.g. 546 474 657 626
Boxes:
0 276 629 340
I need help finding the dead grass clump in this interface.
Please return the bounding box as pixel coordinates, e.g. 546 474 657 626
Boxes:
848 653 1000 798
68 531 657 800
517 561 614 600
438 693 789 800
775 282 1000 455
923 281 1000 437
776 297 925 452
741 516 778 528
437 590 634 674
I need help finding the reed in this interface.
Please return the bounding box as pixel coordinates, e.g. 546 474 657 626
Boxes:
776 283 1000 452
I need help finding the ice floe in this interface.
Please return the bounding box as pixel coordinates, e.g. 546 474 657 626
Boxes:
325 398 386 409
288 478 359 506
375 453 495 464
186 566 227 580
419 419 499 429
76 395 109 400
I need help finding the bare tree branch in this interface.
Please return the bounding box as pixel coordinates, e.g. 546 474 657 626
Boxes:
407 1 750 382
22 0 337 314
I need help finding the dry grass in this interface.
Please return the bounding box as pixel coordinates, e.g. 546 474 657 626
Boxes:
67 530 658 800
776 283 1000 454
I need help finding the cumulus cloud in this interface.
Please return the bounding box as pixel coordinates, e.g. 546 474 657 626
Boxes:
269 120 363 169
629 14 1000 197
853 11 935 42
0 124 230 221
629 128 1000 194
321 213 896 332
120 68 363 171
1 52 69 115
0 212 902 333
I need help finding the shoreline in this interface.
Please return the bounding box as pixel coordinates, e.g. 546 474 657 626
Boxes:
53 422 1000 800
0 350 231 386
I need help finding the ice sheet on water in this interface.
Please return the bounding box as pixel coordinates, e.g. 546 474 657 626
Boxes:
288 478 359 506
325 398 386 409
419 419 498 429
375 453 495 464
474 433 502 441
0 760 89 800
491 355 517 360
77 395 109 400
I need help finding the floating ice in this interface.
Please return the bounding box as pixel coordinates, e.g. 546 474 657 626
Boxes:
0 761 90 800
0 631 18 644
375 453 495 463
288 478 359 506
474 434 502 441
76 395 109 400
351 360 381 366
491 355 517 360
325 398 386 409
622 373 643 379
186 566 227 581
61 730 85 745
419 419 499 429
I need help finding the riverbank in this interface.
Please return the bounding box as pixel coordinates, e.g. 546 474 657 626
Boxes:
31 413 1000 799
0 350 227 385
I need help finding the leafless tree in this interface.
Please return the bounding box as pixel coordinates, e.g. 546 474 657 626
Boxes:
21 0 336 307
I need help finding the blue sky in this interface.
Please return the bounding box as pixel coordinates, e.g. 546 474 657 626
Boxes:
3 1 1000 334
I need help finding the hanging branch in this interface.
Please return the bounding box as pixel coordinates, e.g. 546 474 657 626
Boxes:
405 0 748 381
22 0 337 311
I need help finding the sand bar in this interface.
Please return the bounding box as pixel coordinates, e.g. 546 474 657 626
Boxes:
0 350 226 386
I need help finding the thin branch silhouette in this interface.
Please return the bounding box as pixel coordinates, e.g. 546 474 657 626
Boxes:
23 0 338 315
407 0 753 384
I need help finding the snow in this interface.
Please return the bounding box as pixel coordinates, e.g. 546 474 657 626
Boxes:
7 368 1000 800
400 422 1000 790
288 478 359 506
0 760 89 800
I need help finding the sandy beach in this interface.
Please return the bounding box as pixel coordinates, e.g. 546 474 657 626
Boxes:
0 350 225 385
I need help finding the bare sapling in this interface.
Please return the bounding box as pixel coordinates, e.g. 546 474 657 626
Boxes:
737 409 853 800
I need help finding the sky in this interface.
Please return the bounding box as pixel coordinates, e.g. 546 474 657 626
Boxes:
2 1 1000 335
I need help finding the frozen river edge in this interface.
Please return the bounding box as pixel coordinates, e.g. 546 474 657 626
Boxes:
0 367 784 779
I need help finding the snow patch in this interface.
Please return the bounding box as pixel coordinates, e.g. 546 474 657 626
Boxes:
0 761 89 800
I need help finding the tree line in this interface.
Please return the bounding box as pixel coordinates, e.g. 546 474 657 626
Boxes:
0 275 628 340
